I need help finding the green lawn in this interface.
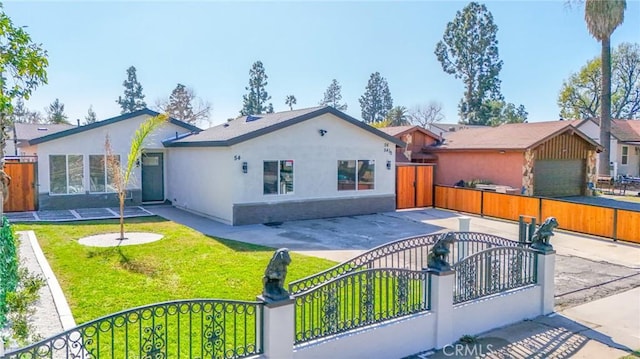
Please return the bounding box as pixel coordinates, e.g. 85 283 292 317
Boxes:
14 217 336 324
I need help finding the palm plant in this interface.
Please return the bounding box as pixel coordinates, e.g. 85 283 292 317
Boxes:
285 95 297 111
385 106 411 126
106 114 168 240
584 0 626 176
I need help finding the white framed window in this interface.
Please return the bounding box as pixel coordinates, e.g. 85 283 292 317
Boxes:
89 154 120 193
337 160 375 191
621 146 628 165
263 160 294 195
49 155 84 195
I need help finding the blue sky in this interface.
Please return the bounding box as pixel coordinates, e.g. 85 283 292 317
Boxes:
5 1 640 128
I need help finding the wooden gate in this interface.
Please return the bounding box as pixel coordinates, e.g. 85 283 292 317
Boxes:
4 161 37 212
396 164 434 209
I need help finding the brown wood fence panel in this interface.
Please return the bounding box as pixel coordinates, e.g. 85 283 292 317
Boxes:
483 192 540 222
541 199 614 238
435 186 482 214
616 210 640 244
396 166 416 209
4 162 37 212
415 166 433 207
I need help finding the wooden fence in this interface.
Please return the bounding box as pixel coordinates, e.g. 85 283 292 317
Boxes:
434 185 640 244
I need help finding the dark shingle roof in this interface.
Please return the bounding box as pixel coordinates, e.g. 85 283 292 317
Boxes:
28 108 201 145
165 106 405 147
612 120 640 142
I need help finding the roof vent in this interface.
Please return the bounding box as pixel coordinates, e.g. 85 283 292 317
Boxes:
37 127 48 131
223 123 230 127
246 115 262 122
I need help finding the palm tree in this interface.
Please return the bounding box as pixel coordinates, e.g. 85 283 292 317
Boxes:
285 95 297 111
584 0 626 176
106 114 168 240
385 106 411 126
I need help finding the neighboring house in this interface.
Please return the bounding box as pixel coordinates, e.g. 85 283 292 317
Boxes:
5 123 74 159
26 109 200 209
423 121 602 197
576 118 640 177
426 123 487 138
164 106 404 225
379 125 440 163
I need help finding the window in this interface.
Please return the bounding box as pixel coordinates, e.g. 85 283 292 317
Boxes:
90 155 120 193
338 160 375 191
49 155 84 194
621 146 628 165
264 160 294 195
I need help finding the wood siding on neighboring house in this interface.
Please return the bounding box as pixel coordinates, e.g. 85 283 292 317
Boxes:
534 132 591 160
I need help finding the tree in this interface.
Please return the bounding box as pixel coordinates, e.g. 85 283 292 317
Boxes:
0 4 48 216
558 42 639 119
435 2 503 125
46 98 69 124
240 61 273 115
409 102 445 127
158 83 211 125
10 98 28 123
116 66 147 114
385 106 411 126
319 79 347 111
359 72 393 123
482 100 528 126
106 114 167 240
584 0 626 176
285 95 297 111
84 105 97 124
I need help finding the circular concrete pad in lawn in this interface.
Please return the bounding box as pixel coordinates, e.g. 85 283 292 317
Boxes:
78 232 163 247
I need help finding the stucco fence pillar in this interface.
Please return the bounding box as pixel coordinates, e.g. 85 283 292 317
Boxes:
536 249 556 315
258 296 295 359
429 269 456 349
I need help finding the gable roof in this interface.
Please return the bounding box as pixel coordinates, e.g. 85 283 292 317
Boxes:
165 106 405 147
28 108 201 145
13 123 74 141
378 125 441 140
612 120 640 143
429 121 601 151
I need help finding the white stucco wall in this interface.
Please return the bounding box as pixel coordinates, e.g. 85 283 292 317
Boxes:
165 147 234 224
451 286 542 339
617 144 639 177
575 120 640 176
293 313 436 359
35 114 191 194
230 113 396 204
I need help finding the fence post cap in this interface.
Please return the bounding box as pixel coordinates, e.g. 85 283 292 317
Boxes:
256 294 295 308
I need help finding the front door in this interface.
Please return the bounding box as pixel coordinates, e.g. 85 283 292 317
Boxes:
141 152 164 202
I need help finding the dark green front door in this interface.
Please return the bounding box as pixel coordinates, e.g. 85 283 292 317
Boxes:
142 152 164 202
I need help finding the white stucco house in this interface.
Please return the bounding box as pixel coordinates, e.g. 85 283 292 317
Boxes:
164 106 404 225
576 118 640 177
25 109 200 209
5 123 74 159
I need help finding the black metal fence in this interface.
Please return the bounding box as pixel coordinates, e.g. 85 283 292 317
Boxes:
452 246 538 304
293 268 429 345
289 232 527 295
4 299 263 359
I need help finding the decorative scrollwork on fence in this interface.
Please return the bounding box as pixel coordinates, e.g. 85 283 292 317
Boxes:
4 299 263 359
453 247 537 304
293 268 428 345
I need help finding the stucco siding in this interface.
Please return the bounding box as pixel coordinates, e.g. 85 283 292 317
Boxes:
166 147 234 224
35 114 190 195
230 113 396 204
617 144 640 177
434 151 525 189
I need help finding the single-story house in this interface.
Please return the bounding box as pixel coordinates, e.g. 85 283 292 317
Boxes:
378 126 440 163
423 121 602 197
575 118 640 177
164 106 404 225
26 109 201 209
5 123 74 159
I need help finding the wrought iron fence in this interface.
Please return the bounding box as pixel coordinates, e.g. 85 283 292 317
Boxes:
293 268 429 345
452 246 538 304
4 299 263 359
289 232 526 295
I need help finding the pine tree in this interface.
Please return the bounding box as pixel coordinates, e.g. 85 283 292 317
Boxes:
85 105 97 124
116 66 147 114
285 95 297 110
240 61 273 116
319 79 347 111
46 98 69 124
11 98 28 123
158 83 211 125
359 72 393 123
